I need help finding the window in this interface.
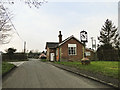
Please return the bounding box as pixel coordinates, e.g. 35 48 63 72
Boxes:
85 52 91 56
68 44 77 55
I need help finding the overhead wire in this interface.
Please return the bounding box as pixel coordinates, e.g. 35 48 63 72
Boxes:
1 3 24 42
1 4 45 51
1 2 48 51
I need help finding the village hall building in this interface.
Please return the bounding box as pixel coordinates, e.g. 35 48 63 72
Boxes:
45 31 94 62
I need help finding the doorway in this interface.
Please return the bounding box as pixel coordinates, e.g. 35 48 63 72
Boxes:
50 53 55 61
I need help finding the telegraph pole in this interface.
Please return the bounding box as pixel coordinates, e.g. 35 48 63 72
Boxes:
94 39 96 50
24 41 26 53
91 37 94 49
91 37 96 50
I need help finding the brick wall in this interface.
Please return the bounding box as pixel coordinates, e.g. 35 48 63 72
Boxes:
46 47 50 60
46 47 56 61
85 49 95 60
60 38 83 62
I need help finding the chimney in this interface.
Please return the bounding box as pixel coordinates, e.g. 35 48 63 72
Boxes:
58 31 62 43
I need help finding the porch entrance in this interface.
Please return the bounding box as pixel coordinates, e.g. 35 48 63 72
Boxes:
50 53 55 61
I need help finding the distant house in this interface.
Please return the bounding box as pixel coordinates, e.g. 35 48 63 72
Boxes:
39 53 46 59
45 31 95 62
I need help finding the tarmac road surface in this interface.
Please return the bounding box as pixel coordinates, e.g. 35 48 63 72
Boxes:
2 59 115 88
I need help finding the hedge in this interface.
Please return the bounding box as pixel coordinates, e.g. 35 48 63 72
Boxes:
2 53 27 61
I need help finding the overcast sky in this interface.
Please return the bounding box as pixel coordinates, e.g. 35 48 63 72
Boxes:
0 0 118 52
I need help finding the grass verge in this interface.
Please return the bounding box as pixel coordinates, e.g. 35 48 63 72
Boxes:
41 59 47 62
55 61 119 79
2 62 15 75
3 59 28 62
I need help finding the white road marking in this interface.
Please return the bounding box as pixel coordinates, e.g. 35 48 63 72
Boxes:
8 61 26 67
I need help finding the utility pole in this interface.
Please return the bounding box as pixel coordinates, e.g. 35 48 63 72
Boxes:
91 37 96 50
24 41 26 53
91 37 93 49
94 39 96 50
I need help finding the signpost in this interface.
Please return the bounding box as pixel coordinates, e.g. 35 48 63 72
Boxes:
80 30 88 58
80 30 88 43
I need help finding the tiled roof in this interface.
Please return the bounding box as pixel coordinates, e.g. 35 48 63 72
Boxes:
46 35 84 49
58 35 84 46
46 42 59 49
85 48 95 52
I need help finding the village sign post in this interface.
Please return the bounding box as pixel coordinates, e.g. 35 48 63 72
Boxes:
80 30 88 58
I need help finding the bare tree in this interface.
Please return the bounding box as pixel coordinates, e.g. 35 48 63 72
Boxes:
0 0 48 8
0 4 13 44
24 0 48 8
0 0 47 44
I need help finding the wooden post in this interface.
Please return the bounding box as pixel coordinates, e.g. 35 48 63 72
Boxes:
59 47 60 62
80 30 88 59
83 42 86 58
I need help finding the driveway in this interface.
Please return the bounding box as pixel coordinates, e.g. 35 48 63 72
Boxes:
2 59 114 88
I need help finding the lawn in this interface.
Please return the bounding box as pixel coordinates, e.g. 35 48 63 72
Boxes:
2 62 15 75
55 61 119 79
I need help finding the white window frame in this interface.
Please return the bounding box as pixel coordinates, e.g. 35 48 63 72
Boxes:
68 44 77 55
85 52 91 56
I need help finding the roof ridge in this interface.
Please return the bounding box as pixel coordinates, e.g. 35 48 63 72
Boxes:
46 42 59 43
61 35 74 42
59 35 78 46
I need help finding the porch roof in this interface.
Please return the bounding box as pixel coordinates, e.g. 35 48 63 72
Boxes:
45 42 59 49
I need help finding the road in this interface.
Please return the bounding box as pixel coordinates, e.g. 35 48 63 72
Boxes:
2 59 114 88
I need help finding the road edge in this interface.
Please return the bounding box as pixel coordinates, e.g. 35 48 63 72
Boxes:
48 62 119 89
2 65 17 78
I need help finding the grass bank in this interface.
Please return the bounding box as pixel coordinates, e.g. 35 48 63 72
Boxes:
55 61 119 79
2 62 15 75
